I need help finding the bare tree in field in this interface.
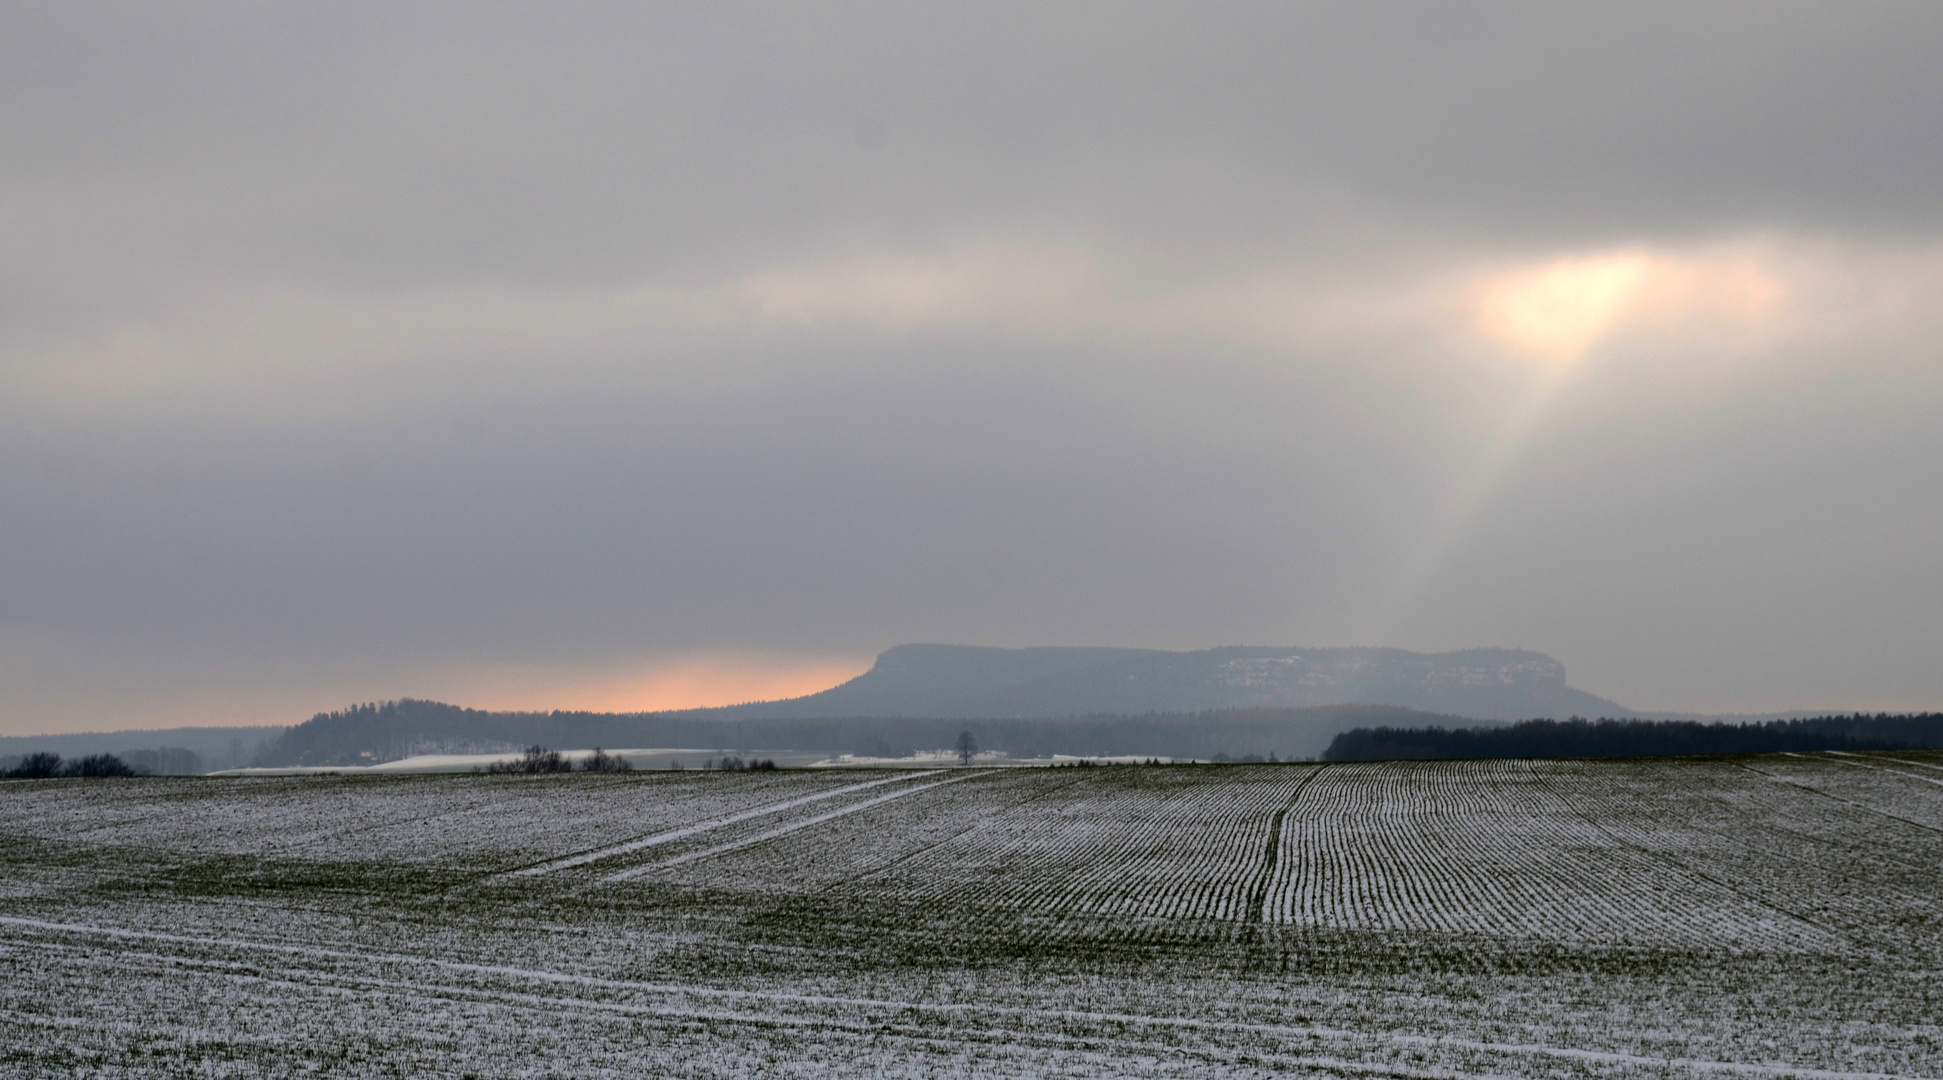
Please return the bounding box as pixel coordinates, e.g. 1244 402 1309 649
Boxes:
580 748 632 772
486 745 571 773
955 730 978 766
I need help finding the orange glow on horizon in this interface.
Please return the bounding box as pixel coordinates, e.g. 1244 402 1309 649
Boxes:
437 655 873 715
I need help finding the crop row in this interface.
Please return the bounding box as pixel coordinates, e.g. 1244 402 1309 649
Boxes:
554 756 1943 952
1258 759 1770 944
856 766 1310 922
1546 756 1943 951
1255 755 1943 951
1766 751 1943 831
7 754 1941 955
621 768 1057 894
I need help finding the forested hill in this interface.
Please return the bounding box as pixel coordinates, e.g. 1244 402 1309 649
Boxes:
1322 715 1943 761
254 699 1471 767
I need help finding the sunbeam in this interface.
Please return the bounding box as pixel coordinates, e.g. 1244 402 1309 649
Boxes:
1356 367 1573 647
1357 252 1668 643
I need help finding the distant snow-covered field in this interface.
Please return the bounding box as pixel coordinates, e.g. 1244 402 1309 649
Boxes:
217 748 1168 775
3 753 1940 1077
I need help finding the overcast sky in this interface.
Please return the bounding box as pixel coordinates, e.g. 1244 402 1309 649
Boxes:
4 2 1942 733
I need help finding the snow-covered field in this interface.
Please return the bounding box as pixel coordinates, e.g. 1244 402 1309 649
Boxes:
3 753 1940 1077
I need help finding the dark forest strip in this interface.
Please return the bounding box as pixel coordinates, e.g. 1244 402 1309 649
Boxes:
1323 715 1943 761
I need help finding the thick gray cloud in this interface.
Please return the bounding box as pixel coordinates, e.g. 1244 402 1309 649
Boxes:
3 2 1941 730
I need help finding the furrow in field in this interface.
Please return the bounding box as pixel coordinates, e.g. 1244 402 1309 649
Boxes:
0 945 1510 1080
640 770 1069 895
505 771 937 877
869 775 1152 912
2 916 1927 1080
1715 768 1943 947
1763 753 1943 832
1873 751 1943 774
1824 752 1943 787
0 770 909 874
7 764 1943 1077
880 767 1308 922
1529 760 1893 952
600 770 994 882
1263 759 1830 947
1583 757 1943 950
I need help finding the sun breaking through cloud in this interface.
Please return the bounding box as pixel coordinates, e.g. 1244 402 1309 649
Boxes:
1469 242 1805 372
1477 252 1653 364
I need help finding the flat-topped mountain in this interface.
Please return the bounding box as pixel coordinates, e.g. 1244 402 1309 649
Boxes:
698 644 1628 722
120 645 1628 767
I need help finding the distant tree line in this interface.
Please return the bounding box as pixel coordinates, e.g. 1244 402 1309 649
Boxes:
473 745 784 773
483 746 636 773
255 699 1449 767
1322 714 1943 761
705 756 777 770
4 752 139 778
0 747 209 777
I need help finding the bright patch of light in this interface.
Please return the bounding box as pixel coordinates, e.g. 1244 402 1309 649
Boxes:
1476 253 1652 364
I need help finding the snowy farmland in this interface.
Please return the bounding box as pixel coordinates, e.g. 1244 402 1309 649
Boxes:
3 753 1941 1078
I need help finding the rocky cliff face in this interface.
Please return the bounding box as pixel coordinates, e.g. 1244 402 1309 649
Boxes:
702 644 1628 721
